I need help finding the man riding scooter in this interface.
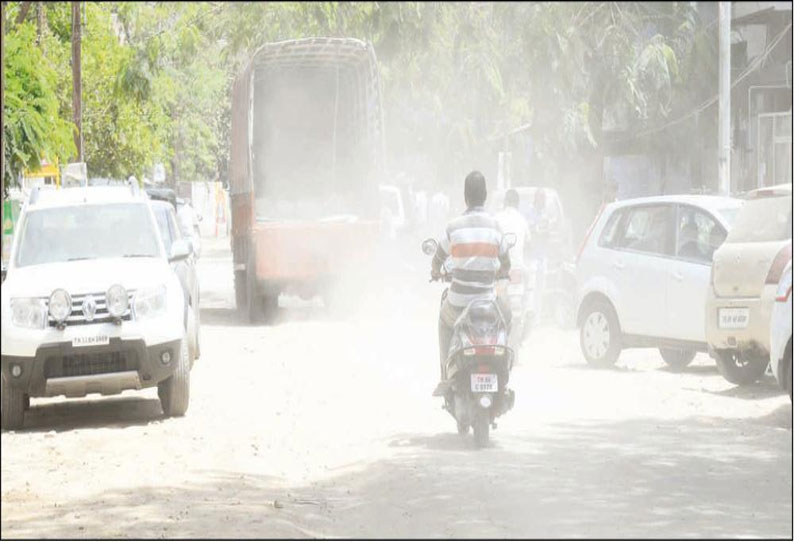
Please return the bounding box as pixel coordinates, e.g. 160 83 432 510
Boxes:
430 171 512 396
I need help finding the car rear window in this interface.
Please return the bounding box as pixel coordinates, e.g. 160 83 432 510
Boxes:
726 196 792 243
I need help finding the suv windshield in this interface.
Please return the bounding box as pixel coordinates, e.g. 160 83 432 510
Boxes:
726 196 792 243
15 203 162 267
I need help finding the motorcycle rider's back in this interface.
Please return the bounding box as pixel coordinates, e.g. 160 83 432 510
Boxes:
431 171 511 392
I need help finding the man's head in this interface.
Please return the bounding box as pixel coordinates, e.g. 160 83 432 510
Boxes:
504 188 519 209
464 170 487 208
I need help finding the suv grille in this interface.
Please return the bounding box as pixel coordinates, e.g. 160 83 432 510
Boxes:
45 350 137 378
45 291 135 327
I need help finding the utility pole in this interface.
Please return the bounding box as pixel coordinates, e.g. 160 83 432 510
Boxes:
71 1 82 161
718 2 731 195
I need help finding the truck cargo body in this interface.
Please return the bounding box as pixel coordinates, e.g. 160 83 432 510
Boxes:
229 38 384 318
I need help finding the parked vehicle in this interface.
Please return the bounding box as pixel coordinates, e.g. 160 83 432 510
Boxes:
1 186 193 430
150 199 201 361
422 236 517 448
229 38 383 323
575 195 742 369
706 184 792 385
770 261 792 400
176 198 203 259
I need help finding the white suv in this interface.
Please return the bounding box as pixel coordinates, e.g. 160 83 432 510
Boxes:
575 195 742 368
1 186 193 430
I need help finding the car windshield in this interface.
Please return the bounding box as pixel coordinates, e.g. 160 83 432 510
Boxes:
726 196 792 243
15 203 162 267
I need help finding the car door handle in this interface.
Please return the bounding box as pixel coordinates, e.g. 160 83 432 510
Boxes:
672 271 683 281
613 261 625 270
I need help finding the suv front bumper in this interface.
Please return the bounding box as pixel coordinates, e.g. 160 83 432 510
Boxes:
1 337 182 397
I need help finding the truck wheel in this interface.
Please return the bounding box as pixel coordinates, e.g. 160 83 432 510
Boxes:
234 270 247 312
246 254 264 324
659 348 696 371
714 349 768 386
1 374 25 430
158 339 191 417
262 294 279 324
579 300 622 367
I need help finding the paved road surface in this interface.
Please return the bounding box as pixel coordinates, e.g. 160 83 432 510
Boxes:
2 236 791 538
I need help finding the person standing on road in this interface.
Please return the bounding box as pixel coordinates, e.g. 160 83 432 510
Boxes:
495 189 533 320
526 189 552 325
430 171 512 395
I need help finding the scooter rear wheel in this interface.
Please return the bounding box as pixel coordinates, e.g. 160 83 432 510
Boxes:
472 412 490 448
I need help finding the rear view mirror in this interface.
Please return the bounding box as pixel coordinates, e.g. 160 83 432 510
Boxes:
421 238 438 255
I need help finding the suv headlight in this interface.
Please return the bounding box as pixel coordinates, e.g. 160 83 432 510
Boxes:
106 284 129 318
11 298 47 329
133 285 167 321
48 289 72 324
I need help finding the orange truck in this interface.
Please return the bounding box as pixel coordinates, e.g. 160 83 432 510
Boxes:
229 38 384 322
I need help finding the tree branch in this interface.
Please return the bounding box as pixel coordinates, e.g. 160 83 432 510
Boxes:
14 1 32 25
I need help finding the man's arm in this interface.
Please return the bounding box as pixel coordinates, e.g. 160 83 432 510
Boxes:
431 226 451 276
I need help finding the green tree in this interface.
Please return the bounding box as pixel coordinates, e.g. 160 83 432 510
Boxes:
2 21 75 193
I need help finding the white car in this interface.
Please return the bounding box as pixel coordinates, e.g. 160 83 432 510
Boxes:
1 186 193 430
705 185 792 385
575 195 743 368
770 261 792 400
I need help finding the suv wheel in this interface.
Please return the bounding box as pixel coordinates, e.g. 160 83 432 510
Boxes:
158 339 191 417
714 349 768 386
580 300 622 367
659 348 696 371
1 374 25 430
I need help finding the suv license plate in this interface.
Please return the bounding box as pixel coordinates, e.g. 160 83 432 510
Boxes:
719 308 749 329
72 335 110 348
471 373 498 393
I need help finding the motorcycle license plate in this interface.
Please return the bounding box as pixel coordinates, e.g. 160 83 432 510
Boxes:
471 373 498 393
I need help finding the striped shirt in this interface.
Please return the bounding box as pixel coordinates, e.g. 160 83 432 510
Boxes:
432 206 511 308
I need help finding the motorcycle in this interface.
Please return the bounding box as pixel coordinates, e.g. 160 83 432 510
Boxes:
495 267 533 355
422 235 517 448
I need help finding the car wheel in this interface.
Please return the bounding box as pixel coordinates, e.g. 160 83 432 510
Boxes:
1 374 25 430
714 349 768 386
659 348 697 371
158 338 191 417
579 300 622 367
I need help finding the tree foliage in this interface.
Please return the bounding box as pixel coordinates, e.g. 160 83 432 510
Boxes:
3 1 718 194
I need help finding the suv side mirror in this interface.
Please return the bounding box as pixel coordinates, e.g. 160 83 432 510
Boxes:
169 239 192 262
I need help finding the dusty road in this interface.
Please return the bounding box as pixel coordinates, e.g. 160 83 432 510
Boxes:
2 236 791 539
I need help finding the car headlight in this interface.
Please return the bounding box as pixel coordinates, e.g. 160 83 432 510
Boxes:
48 289 72 324
133 285 167 321
11 298 47 329
106 284 129 318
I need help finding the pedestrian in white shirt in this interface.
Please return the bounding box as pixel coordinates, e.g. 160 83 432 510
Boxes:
495 189 533 322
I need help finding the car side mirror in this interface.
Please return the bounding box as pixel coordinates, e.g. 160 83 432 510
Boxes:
503 232 517 249
421 238 438 255
169 239 192 262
